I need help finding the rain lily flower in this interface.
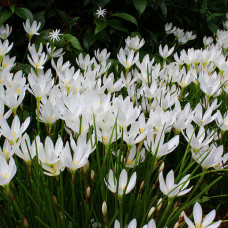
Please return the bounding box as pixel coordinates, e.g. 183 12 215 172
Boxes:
159 170 192 197
23 19 41 37
0 139 15 161
0 39 13 57
125 36 145 51
144 129 179 159
192 144 224 170
64 134 95 173
0 115 30 146
0 155 17 187
117 48 139 70
159 44 174 59
0 24 12 40
182 124 214 152
114 219 137 228
14 133 36 165
184 202 221 228
105 169 136 197
37 136 65 176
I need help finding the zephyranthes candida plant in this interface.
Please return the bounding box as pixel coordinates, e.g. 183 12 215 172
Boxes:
0 13 227 227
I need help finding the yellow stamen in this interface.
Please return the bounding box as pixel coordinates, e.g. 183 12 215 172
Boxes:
49 116 53 122
12 131 16 137
2 64 7 69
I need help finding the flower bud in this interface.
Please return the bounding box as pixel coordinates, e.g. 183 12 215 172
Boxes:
24 217 29 227
173 221 179 228
157 198 162 211
91 170 95 181
147 206 155 219
102 201 107 216
159 162 165 173
139 180 145 194
86 187 90 199
83 160 90 174
179 211 185 220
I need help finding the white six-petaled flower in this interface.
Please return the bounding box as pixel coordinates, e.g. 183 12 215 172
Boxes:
184 202 221 228
48 29 63 42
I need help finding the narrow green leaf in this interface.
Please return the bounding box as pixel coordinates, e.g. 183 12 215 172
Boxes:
56 9 68 23
15 7 34 22
113 12 138 27
0 8 12 26
62 34 83 50
9 4 15 14
208 21 219 34
108 19 128 33
132 0 147 17
94 19 107 35
158 1 167 20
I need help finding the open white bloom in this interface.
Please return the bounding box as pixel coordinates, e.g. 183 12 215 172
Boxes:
37 136 65 176
0 115 30 145
114 219 137 228
143 219 165 228
14 133 36 165
28 49 47 70
64 134 95 173
0 39 13 56
144 129 179 159
105 169 136 196
96 7 107 18
192 144 224 170
117 48 139 69
184 202 221 228
159 170 192 197
159 44 174 59
0 155 17 187
216 110 228 132
0 139 15 161
0 24 12 40
48 29 63 42
23 19 41 36
125 36 145 51
46 43 64 58
182 124 214 152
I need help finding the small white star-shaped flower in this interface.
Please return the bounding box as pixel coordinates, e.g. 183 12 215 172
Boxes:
48 29 63 42
96 7 107 18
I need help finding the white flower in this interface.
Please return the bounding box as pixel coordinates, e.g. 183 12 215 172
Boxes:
23 19 41 36
48 29 63 42
0 24 12 40
184 202 221 228
64 134 95 173
117 48 139 69
114 219 137 228
105 169 136 196
0 115 30 145
125 36 145 51
192 144 224 170
96 7 107 18
159 170 192 197
37 136 65 176
0 39 13 56
0 155 17 187
159 44 174 59
15 133 36 164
